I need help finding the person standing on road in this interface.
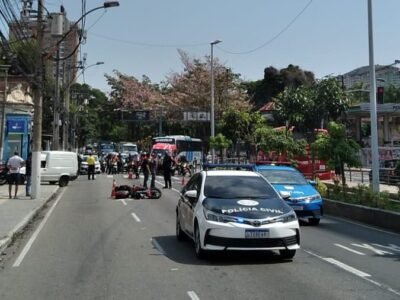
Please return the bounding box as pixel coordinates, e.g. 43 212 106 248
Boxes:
141 153 150 188
7 151 24 199
25 152 32 197
162 151 173 189
86 153 96 180
150 153 157 188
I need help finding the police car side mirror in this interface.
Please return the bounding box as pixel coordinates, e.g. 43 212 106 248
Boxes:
308 180 316 186
185 190 197 199
279 191 291 200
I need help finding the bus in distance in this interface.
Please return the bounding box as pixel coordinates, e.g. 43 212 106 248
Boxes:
151 135 203 166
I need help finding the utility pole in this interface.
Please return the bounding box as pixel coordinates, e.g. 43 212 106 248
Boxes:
31 0 45 199
0 65 10 161
52 45 60 150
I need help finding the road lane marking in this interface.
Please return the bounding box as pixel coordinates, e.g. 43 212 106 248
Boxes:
334 243 366 255
187 291 200 300
323 258 371 277
121 199 127 206
372 243 400 252
131 212 141 222
351 243 393 255
13 188 66 267
303 249 400 297
150 238 166 255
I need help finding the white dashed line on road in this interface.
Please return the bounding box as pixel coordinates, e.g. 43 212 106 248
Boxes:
187 291 200 300
131 212 141 222
334 243 366 255
121 199 127 206
150 238 166 255
303 249 400 297
323 257 371 277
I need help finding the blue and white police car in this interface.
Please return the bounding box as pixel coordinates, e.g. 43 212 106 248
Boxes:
254 165 323 225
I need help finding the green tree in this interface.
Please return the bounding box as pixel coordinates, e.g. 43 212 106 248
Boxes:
209 133 232 162
311 121 361 187
244 64 315 109
311 77 350 129
218 108 266 159
254 127 307 162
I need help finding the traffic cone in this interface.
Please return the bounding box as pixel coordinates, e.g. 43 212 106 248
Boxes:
111 179 117 199
128 171 133 179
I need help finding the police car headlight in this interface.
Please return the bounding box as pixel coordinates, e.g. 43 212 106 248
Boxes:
304 194 322 203
203 208 238 223
275 211 297 223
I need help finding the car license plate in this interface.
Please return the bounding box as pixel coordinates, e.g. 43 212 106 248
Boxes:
245 229 269 239
292 205 303 211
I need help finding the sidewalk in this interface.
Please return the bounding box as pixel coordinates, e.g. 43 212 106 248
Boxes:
0 183 59 252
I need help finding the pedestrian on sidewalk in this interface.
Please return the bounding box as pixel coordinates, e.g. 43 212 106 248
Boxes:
25 152 32 197
7 151 24 199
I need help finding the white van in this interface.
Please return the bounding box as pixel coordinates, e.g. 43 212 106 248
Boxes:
40 151 79 187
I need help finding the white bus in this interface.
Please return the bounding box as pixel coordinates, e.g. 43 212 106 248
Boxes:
151 135 203 165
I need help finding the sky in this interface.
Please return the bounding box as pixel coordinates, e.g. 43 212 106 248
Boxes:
44 0 400 94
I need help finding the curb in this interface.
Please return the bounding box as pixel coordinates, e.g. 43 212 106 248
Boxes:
0 188 59 253
324 198 400 234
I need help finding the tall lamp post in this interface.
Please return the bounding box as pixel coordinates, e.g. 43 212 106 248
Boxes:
0 65 10 161
210 39 221 163
367 0 379 193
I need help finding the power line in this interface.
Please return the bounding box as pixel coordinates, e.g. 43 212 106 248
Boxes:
90 32 209 48
218 0 313 55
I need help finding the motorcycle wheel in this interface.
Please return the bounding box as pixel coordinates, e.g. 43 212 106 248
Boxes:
150 187 162 199
0 177 7 185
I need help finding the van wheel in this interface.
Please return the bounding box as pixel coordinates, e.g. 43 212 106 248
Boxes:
59 176 69 187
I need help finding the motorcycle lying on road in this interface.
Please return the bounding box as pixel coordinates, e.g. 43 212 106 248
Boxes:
114 184 162 199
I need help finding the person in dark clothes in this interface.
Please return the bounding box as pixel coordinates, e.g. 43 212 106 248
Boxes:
25 152 32 197
141 153 150 188
162 151 173 189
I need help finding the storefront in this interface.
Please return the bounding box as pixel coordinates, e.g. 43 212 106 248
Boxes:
3 114 31 160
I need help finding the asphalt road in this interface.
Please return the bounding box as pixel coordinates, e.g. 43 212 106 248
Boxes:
0 173 399 300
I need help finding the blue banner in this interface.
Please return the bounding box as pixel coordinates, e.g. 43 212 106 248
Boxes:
7 119 26 133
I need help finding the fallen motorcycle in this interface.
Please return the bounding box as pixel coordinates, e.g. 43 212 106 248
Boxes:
131 185 162 199
114 184 162 199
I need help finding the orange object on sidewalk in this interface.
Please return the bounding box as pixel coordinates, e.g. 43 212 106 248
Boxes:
111 179 117 199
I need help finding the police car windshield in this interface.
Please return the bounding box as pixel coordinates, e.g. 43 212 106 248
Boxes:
204 176 277 199
258 169 308 185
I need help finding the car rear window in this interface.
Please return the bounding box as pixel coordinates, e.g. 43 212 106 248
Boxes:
204 175 278 199
258 169 308 185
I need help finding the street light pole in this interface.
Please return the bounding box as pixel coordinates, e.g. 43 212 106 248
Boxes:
368 0 380 193
210 39 221 163
31 0 45 199
0 65 10 161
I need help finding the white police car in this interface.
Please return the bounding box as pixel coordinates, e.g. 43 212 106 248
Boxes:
176 169 300 259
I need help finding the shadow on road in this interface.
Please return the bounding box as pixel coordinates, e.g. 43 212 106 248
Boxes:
152 235 294 266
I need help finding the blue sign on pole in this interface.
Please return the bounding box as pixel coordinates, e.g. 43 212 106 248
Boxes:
7 119 26 133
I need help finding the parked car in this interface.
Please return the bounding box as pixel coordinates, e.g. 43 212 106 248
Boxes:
254 164 323 225
80 154 101 174
176 169 300 259
41 151 79 187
